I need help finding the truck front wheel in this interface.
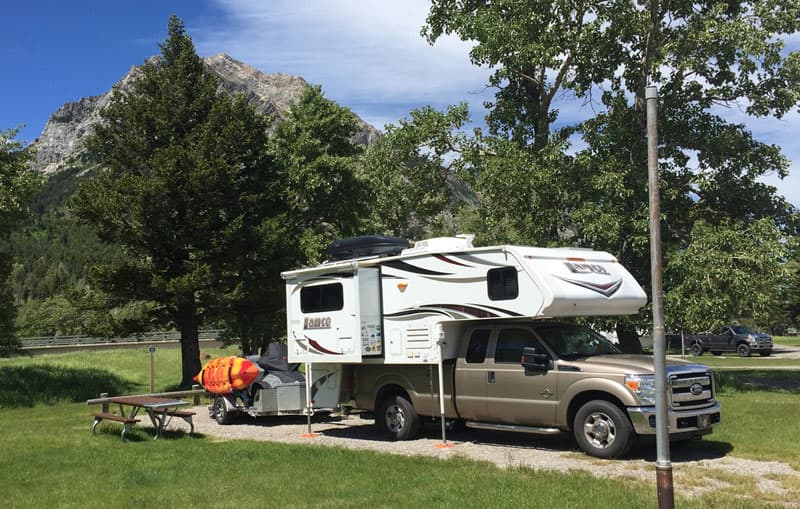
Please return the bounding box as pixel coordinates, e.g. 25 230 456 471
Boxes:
376 394 419 441
737 343 751 357
690 342 703 356
574 400 634 459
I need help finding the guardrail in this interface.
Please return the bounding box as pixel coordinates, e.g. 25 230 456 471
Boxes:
20 330 224 348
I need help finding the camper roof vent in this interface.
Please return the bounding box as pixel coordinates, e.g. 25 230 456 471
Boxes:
325 235 410 262
402 234 474 255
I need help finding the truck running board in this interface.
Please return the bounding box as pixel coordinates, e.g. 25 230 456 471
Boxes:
465 421 561 435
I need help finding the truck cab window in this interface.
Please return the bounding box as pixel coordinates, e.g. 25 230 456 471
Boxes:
495 328 543 363
465 329 490 364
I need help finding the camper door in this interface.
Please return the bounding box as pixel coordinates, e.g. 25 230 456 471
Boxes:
286 268 382 363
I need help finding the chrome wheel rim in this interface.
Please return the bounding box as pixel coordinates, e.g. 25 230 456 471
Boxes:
385 404 406 433
583 411 616 449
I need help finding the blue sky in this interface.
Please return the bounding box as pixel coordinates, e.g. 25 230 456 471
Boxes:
2 0 798 207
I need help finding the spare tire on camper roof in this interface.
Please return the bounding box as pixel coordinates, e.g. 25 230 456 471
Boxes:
325 235 409 262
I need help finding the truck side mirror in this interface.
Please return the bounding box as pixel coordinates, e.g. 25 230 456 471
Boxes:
521 346 550 373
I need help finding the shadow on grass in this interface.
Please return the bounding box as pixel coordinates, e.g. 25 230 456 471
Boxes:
0 365 135 408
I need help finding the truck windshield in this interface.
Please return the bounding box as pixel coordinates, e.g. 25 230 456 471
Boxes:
534 325 622 359
731 325 753 335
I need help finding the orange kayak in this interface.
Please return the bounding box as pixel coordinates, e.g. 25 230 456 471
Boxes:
194 356 262 394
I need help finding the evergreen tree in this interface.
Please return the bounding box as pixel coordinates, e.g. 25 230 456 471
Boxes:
72 16 278 386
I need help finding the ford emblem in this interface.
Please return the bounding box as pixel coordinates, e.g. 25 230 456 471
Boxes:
689 383 704 396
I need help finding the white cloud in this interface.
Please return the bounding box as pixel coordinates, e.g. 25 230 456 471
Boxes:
194 1 491 108
191 1 799 207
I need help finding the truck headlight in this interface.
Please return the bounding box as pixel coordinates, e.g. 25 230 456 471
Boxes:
747 334 757 344
625 374 657 405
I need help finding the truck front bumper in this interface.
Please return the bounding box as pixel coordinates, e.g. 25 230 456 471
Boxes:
627 402 721 436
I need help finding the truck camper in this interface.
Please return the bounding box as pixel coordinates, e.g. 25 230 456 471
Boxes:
282 234 647 365
278 235 721 458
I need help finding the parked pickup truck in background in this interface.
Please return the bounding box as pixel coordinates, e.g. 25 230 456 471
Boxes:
349 320 721 458
687 325 773 357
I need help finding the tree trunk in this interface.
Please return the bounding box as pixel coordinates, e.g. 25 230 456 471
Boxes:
616 321 644 354
176 300 201 388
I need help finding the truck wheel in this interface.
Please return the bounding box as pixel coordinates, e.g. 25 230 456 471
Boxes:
213 396 235 425
574 400 634 459
690 343 703 356
376 394 419 441
737 343 751 357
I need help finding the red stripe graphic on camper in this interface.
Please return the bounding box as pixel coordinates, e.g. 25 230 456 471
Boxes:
304 336 344 355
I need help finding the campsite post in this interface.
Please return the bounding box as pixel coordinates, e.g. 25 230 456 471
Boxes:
435 327 452 449
302 361 316 438
646 85 674 508
148 345 156 393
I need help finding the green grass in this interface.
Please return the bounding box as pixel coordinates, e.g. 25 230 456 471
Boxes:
0 345 238 406
2 349 800 507
679 370 800 471
0 403 660 509
774 336 800 348
673 354 800 370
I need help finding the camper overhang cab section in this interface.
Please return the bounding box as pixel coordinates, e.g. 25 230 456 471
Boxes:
282 236 647 365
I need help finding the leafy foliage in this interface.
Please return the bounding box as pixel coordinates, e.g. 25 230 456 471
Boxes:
665 219 791 331
0 129 41 354
416 0 800 349
272 85 368 264
362 103 473 239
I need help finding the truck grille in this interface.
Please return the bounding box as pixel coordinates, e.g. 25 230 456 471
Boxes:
668 369 715 409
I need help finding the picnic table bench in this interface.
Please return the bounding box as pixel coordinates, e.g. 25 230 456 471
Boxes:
91 412 140 439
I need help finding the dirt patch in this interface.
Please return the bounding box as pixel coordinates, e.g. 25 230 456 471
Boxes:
173 407 800 506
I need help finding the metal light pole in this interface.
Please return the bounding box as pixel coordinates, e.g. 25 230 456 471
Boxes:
646 86 674 508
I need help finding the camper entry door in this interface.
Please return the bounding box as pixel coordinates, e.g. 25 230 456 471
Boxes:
287 268 382 364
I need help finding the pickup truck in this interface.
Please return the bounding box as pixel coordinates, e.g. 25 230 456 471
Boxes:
350 320 721 458
687 325 773 357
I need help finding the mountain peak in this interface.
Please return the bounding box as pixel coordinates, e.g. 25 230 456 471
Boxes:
31 55 379 174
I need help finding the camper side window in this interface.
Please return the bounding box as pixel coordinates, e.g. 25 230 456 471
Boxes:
487 266 519 300
465 329 490 364
300 283 344 313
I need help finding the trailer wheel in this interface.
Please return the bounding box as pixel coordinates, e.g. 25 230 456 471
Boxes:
690 342 703 356
574 400 634 459
213 396 236 425
376 394 419 441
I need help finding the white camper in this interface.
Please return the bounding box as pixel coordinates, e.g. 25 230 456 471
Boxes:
282 235 647 365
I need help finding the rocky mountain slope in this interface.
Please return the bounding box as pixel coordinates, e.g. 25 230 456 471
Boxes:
31 53 380 174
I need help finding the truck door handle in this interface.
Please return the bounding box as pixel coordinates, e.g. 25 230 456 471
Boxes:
488 371 495 383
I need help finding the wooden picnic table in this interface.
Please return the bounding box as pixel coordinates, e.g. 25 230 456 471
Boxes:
91 395 194 439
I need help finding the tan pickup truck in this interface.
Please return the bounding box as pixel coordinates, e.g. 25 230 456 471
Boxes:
350 320 721 458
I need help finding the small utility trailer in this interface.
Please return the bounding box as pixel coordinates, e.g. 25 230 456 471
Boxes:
209 343 342 424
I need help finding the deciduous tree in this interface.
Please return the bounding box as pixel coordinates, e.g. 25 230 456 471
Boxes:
421 1 800 350
0 129 40 354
